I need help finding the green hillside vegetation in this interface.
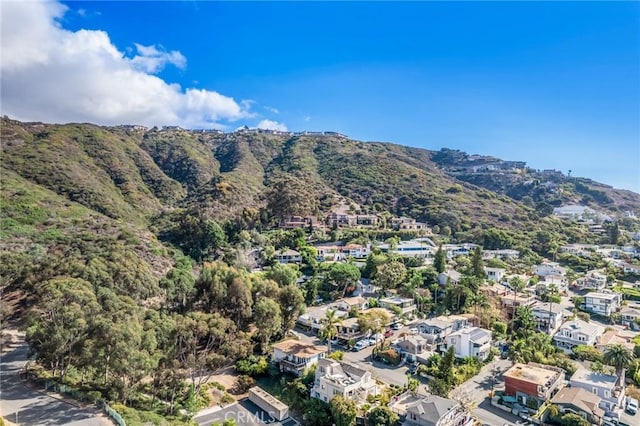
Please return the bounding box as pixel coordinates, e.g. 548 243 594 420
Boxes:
1 117 639 424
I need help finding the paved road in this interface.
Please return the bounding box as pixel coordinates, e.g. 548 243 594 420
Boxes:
0 330 110 426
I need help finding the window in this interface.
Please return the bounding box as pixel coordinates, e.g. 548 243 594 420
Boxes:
604 390 610 398
592 387 597 395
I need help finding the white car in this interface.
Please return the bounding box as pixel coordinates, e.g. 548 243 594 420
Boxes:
626 397 638 415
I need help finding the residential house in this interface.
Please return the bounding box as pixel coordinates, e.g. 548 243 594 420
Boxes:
484 267 506 282
622 263 640 275
311 359 378 403
402 394 474 426
280 216 314 230
335 317 363 343
501 293 536 320
620 307 640 329
272 340 328 376
444 327 492 361
355 214 379 227
550 387 604 425
504 363 565 410
275 249 302 264
531 301 567 334
569 367 625 411
379 296 417 315
438 270 461 286
391 217 431 234
379 240 434 258
539 274 568 293
583 292 622 317
441 243 478 259
596 329 636 353
483 249 520 260
533 262 567 279
395 334 431 363
416 316 469 352
340 243 371 259
552 320 601 353
573 270 607 292
335 297 369 313
296 306 349 333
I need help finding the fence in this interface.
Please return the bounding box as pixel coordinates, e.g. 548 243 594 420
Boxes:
21 370 126 426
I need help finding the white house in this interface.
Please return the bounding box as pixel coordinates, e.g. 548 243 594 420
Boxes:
311 359 378 403
533 261 567 278
573 270 607 291
583 292 622 317
531 301 567 334
484 267 506 282
620 307 640 329
395 334 431 363
379 296 417 315
570 367 625 411
437 270 461 286
445 327 492 361
272 340 328 376
335 297 369 312
622 263 640 275
275 249 302 264
552 320 601 353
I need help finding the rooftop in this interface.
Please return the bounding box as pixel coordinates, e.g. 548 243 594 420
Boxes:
571 367 617 388
272 340 328 357
551 387 604 419
405 394 460 426
504 363 562 386
532 301 566 315
248 387 288 412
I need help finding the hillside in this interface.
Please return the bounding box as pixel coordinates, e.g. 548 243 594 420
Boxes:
2 118 640 298
431 148 640 216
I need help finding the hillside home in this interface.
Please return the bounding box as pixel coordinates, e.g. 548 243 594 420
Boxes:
391 217 431 234
570 367 625 411
573 270 607 291
275 249 302 264
355 214 379 227
501 293 536 320
533 261 567 278
311 359 378 403
504 363 564 410
280 216 314 230
335 297 369 312
622 263 640 275
484 267 506 282
395 334 431 363
441 243 478 259
583 292 622 316
550 387 604 425
483 249 520 260
437 270 461 286
335 317 363 342
379 240 434 258
416 316 469 351
272 340 328 376
531 302 567 334
552 320 601 353
328 212 355 227
379 296 417 315
539 274 568 293
248 387 289 422
340 243 371 259
596 330 636 353
444 327 492 361
620 307 640 329
560 244 598 258
402 394 474 426
297 306 349 333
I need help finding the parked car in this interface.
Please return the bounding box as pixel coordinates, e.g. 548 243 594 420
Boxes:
352 340 368 351
384 329 394 338
392 323 402 330
626 397 638 415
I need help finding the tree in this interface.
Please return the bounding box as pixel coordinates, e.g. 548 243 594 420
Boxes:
434 244 447 274
278 284 305 333
508 276 526 331
328 262 361 297
374 261 406 293
227 277 253 327
253 298 283 353
26 277 100 379
304 277 319 305
165 208 226 260
513 305 536 339
329 395 357 426
603 344 636 388
264 263 299 287
470 246 485 279
266 175 317 222
559 412 590 426
160 255 195 312
320 309 342 353
368 406 399 426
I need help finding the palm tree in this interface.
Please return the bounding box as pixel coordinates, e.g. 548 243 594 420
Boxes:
467 292 488 326
320 309 342 353
508 276 526 331
545 282 560 333
603 344 636 388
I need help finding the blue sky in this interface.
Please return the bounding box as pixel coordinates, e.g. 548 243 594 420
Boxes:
1 1 638 192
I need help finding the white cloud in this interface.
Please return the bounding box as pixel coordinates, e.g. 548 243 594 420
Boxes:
130 43 186 73
0 1 250 129
265 106 279 114
256 119 288 131
303 115 311 122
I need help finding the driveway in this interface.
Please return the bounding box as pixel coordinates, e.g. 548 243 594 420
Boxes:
0 330 110 426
